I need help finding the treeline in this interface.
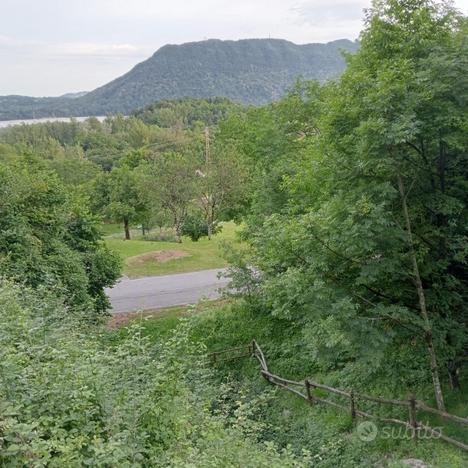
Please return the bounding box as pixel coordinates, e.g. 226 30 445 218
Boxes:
0 99 247 243
133 96 245 129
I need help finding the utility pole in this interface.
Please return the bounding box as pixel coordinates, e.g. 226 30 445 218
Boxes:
204 127 210 165
203 126 213 239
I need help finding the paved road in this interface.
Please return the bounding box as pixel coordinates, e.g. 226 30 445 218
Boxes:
106 268 229 314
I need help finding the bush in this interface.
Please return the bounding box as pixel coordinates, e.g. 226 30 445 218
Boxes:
0 281 308 466
182 214 221 242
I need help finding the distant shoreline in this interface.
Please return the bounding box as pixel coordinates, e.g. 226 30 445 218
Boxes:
0 116 107 128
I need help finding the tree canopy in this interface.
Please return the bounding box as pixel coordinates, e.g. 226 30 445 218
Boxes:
0 156 121 314
223 0 468 409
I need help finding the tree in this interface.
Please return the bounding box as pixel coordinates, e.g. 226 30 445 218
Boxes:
48 146 101 186
316 0 467 409
146 152 197 242
216 80 323 224
133 97 244 129
181 212 213 241
99 164 149 240
196 139 245 239
0 158 121 314
235 0 467 408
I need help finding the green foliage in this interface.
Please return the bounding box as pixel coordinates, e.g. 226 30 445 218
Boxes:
0 115 199 173
134 97 244 129
182 213 216 241
224 0 468 397
0 158 120 314
48 147 101 186
1 3 467 464
93 163 150 240
140 229 179 243
130 299 468 467
0 282 308 466
142 151 198 242
195 140 247 236
217 79 323 223
0 108 246 249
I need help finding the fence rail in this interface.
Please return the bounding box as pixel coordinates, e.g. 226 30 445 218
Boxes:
211 340 468 452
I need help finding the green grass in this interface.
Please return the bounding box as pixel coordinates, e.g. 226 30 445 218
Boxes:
107 299 229 344
104 221 241 278
191 305 468 467
108 305 193 343
99 222 123 236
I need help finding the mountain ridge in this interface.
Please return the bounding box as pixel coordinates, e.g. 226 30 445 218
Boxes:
0 38 358 121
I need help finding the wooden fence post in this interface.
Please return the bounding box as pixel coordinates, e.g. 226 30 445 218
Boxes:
350 390 356 420
213 340 468 453
305 380 314 404
409 395 418 440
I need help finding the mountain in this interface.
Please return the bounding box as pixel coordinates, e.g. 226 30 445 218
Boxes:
0 38 358 121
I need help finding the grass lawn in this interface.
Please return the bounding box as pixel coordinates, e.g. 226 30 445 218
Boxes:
105 221 241 278
99 223 124 237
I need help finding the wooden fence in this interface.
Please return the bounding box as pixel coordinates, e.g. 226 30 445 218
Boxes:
210 340 468 451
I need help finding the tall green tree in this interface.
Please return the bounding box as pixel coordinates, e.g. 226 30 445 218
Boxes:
217 80 322 224
145 152 197 242
235 0 467 409
94 164 149 240
316 0 467 409
0 159 120 314
196 139 245 239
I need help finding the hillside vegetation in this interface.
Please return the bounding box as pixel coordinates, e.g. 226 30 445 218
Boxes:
0 283 307 466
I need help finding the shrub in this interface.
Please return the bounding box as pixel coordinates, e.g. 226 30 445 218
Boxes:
182 214 221 242
0 161 121 315
0 281 307 466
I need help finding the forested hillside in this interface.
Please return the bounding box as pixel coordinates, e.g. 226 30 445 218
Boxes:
133 97 244 129
0 0 467 465
0 38 358 120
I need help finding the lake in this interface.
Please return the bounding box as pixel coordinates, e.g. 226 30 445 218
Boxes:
0 116 107 128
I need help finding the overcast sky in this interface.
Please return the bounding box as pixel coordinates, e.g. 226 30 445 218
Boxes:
1 0 467 96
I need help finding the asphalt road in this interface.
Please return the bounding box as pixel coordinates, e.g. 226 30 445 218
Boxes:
106 268 229 314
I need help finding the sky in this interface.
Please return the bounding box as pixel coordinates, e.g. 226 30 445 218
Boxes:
0 0 467 96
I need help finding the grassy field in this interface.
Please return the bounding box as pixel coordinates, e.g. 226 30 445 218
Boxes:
104 221 241 278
